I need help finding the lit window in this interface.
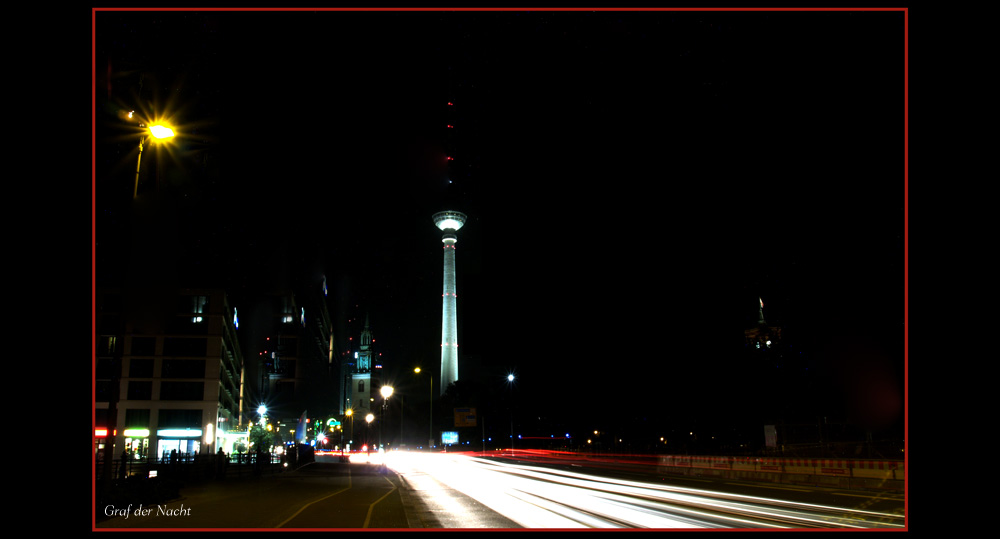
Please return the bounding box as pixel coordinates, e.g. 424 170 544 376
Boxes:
191 316 203 323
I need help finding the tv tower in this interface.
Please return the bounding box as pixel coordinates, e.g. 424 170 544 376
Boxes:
433 210 466 395
433 90 469 395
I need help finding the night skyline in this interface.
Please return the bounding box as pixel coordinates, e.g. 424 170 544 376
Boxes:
94 9 905 443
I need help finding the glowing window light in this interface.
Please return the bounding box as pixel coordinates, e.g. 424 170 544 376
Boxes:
157 429 203 437
192 316 203 323
95 429 108 437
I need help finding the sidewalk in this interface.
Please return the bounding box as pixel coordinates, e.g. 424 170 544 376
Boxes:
95 461 414 529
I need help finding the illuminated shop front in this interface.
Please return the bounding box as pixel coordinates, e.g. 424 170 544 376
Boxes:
157 428 203 459
124 429 150 460
94 428 111 460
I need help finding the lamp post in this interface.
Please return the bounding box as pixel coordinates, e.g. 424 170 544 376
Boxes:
101 115 177 500
414 367 433 449
133 122 175 199
379 385 393 451
365 413 374 457
344 409 353 451
506 374 516 458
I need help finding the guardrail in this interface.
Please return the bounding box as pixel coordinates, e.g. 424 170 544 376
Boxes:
96 453 285 482
658 455 904 491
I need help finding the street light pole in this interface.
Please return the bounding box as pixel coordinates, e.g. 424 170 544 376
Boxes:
133 135 145 199
365 413 374 457
379 386 393 452
507 374 516 458
133 123 174 199
429 375 433 448
415 367 433 449
103 118 177 500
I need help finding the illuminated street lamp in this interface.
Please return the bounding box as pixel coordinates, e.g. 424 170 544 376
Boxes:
414 367 433 449
506 373 516 457
379 385 394 451
133 120 176 199
344 408 353 449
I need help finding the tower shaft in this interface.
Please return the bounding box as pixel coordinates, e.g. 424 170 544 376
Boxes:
433 210 466 396
440 238 458 395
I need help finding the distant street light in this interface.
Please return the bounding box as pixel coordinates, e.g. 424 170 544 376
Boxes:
415 367 433 448
344 408 353 449
506 374 516 457
379 385 394 451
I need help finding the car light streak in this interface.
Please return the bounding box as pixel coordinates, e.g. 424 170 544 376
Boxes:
384 452 904 529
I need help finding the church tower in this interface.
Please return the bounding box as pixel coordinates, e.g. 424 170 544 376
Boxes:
348 314 375 422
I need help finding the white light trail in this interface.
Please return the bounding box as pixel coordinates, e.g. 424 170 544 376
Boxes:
384 452 904 529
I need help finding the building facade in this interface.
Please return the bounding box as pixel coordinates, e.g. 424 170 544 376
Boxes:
95 287 247 461
255 281 338 445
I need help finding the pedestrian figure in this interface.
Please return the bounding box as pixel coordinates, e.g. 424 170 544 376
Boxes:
118 449 128 479
217 447 227 480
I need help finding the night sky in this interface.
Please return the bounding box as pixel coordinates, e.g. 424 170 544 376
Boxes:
95 9 905 443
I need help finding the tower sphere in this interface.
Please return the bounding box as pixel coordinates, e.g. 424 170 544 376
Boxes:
433 211 467 232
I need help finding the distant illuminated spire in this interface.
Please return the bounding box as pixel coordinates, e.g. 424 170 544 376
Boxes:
758 297 766 326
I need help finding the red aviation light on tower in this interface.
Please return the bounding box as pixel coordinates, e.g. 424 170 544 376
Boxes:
447 102 454 106
446 156 454 161
447 124 454 128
